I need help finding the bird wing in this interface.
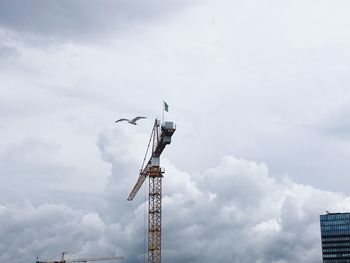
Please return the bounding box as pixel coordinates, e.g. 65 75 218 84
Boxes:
115 118 130 123
132 116 146 122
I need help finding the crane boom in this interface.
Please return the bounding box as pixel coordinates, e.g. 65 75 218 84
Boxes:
127 160 150 201
36 253 123 263
68 256 124 262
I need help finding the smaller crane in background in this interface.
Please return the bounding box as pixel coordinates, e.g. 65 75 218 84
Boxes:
36 252 124 263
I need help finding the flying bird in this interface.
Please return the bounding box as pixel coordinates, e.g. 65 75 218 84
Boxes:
115 116 146 125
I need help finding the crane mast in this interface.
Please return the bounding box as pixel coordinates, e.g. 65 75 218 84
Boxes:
127 119 176 263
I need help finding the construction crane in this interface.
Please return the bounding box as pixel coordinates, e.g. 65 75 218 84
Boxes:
36 252 124 263
127 119 176 263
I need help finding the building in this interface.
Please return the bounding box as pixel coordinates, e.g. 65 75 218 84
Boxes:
320 212 350 262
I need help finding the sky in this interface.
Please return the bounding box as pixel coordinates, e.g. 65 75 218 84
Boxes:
1 0 350 262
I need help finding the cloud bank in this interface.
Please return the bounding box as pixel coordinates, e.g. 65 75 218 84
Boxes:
1 128 349 263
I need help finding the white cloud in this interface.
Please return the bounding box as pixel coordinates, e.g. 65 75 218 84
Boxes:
2 128 349 262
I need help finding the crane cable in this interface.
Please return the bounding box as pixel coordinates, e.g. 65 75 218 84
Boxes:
141 123 155 263
140 127 154 171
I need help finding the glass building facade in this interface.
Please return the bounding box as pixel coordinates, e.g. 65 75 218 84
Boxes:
320 212 350 262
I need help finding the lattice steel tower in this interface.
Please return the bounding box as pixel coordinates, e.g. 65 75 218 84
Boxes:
127 119 176 263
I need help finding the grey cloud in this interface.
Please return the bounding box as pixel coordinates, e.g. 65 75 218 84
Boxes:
1 0 350 193
0 41 21 69
0 138 72 182
0 203 121 262
319 105 350 140
0 43 19 59
0 0 191 42
0 138 78 204
2 0 350 262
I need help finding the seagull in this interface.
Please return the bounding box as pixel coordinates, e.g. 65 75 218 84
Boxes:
115 116 146 125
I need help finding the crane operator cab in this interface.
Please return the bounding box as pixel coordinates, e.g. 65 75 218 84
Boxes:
161 121 176 145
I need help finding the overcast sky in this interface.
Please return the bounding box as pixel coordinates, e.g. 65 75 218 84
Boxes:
1 0 350 262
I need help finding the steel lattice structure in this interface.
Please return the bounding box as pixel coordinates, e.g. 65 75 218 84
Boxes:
127 119 176 263
149 173 162 263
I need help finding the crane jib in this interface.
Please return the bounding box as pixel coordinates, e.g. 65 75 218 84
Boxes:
36 256 124 263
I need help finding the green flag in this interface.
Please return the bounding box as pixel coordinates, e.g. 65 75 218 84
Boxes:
164 101 169 112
